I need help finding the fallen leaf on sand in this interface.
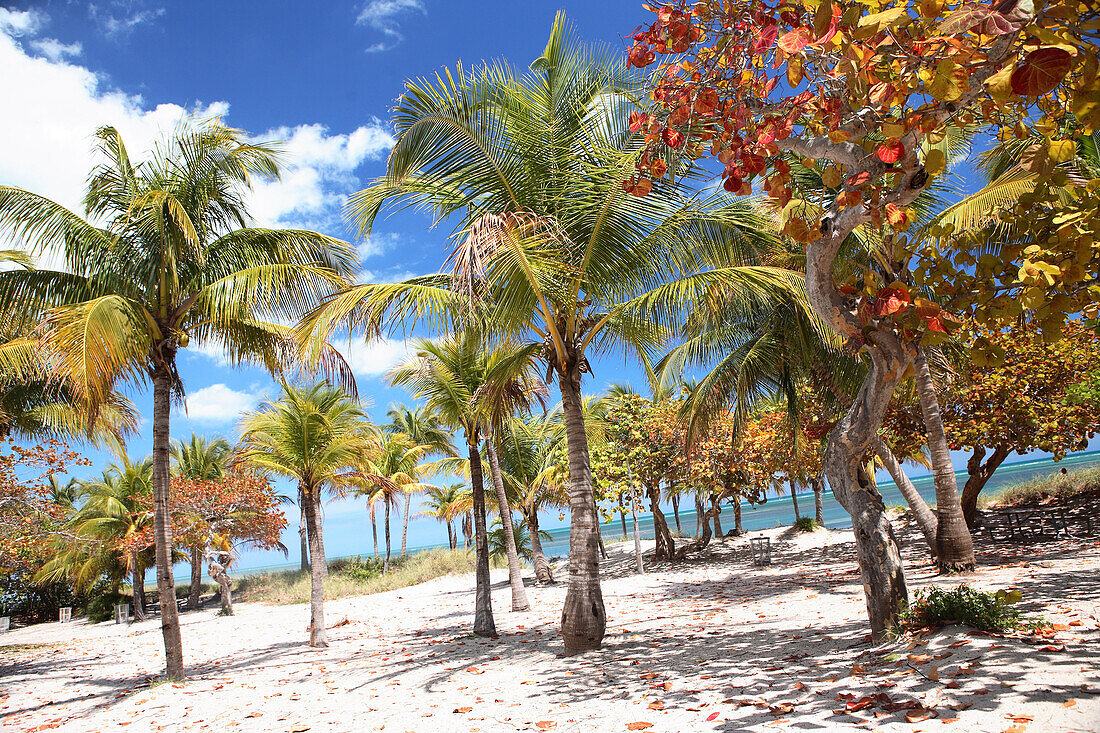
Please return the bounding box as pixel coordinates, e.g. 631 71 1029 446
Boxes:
640 673 658 680
1003 726 1026 733
905 708 937 723
948 703 973 711
454 707 473 714
647 701 664 710
794 681 808 691
535 722 557 730
907 654 933 664
626 723 653 731
1039 645 1065 652
1063 700 1076 708
928 666 940 682
289 726 311 732
770 703 795 716
1006 715 1034 723
467 667 484 674
846 697 875 712
706 712 719 722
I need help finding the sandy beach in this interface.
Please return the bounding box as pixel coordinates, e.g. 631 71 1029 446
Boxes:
2 521 1098 732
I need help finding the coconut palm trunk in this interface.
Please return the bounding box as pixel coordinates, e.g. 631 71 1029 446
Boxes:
527 509 555 584
875 437 938 557
630 494 643 574
370 505 379 558
468 439 496 637
790 481 801 522
188 547 203 610
384 501 392 573
913 349 975 572
695 493 704 537
302 486 328 647
299 487 310 572
131 555 146 621
448 521 456 550
671 493 682 535
812 475 825 526
151 364 184 679
617 494 629 539
485 438 531 612
401 494 411 558
558 370 605 654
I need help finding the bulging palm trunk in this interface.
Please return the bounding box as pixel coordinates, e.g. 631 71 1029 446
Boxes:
151 366 184 680
913 349 975 572
486 438 531 612
188 547 203 610
527 509 555 584
558 370 605 655
875 437 938 557
468 439 496 637
302 486 328 647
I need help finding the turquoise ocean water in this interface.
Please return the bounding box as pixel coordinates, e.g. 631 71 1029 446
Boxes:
232 449 1100 577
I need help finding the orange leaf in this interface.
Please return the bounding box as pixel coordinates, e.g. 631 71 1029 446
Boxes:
706 712 719 722
535 722 557 730
876 138 905 164
778 28 812 54
454 707 473 713
906 708 938 723
626 723 653 731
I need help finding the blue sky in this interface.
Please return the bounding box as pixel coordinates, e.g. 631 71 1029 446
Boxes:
0 0 661 569
0 1 1092 571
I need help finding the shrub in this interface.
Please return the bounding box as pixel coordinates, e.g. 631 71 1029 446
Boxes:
86 589 128 624
989 466 1100 507
793 516 820 532
900 585 1038 633
331 555 384 582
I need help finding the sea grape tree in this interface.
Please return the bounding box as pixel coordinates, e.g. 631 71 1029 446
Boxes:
628 0 1098 636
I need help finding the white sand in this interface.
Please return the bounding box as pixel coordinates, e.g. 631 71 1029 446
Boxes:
2 522 1098 732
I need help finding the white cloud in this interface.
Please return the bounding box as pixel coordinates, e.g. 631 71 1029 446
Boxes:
180 384 264 424
356 0 424 52
341 336 415 377
0 20 394 261
248 123 395 231
28 37 82 61
0 8 45 36
356 232 402 260
88 4 166 38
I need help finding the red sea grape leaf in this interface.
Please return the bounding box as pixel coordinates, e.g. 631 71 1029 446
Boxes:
753 25 778 55
778 28 812 54
1010 47 1074 97
876 138 905 164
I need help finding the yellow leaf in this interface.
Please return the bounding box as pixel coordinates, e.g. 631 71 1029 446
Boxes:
924 148 946 175
985 63 1017 101
1049 139 1077 163
882 122 906 137
821 166 843 188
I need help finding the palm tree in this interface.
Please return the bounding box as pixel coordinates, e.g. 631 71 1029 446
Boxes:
0 122 356 678
419 483 466 549
40 453 154 618
388 331 544 635
386 404 456 557
170 434 231 610
360 431 434 572
297 14 785 653
237 383 387 647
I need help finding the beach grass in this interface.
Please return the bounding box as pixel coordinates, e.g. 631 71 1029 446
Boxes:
984 465 1100 506
234 548 491 605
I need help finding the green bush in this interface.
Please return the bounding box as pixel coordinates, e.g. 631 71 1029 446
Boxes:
86 589 128 624
793 516 820 532
331 555 384 582
989 466 1100 507
900 585 1038 633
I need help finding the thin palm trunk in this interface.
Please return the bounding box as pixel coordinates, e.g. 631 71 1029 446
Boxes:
468 439 496 637
463 512 473 549
131 555 146 621
527 508 555 584
711 494 724 539
447 520 457 550
401 493 411 558
558 371 605 655
671 493 682 535
812 475 825 526
299 487 309 572
631 493 643 574
913 349 975 572
791 481 801 522
151 366 183 679
617 493 628 539
875 437 938 557
695 493 704 538
303 486 328 647
188 547 203 611
371 506 378 559
486 438 531 612
384 501 392 574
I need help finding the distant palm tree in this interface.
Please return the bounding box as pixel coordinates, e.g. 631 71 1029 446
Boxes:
170 434 231 610
388 331 543 635
359 431 434 573
237 383 388 647
40 453 154 619
419 483 467 550
386 403 455 557
0 121 357 679
487 517 548 564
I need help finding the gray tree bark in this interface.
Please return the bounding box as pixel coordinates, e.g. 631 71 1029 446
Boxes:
468 438 496 637
527 509 555 584
486 438 531 611
875 436 938 557
151 364 184 679
302 486 328 647
913 349 975 571
188 546 203 610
